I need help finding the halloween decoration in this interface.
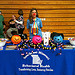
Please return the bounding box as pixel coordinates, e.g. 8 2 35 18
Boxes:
32 35 42 44
17 39 63 57
51 32 64 44
42 32 51 45
17 33 64 57
11 35 21 44
19 34 27 40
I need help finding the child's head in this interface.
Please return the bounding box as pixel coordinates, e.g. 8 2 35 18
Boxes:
18 9 23 16
12 15 16 19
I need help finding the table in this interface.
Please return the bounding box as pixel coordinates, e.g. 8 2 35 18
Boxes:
0 40 75 75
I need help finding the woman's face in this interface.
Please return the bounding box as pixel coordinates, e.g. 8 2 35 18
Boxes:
32 10 37 18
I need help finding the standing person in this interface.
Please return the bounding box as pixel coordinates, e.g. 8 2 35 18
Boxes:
27 8 43 39
13 9 25 34
0 10 5 38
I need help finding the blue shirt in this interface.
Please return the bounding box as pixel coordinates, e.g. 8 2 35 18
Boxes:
27 17 43 39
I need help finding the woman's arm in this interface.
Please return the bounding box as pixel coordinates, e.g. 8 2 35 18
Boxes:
27 19 30 29
14 15 23 24
40 19 43 28
2 21 6 29
14 19 23 24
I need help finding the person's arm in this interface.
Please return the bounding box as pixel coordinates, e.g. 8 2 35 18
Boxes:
3 21 5 25
14 20 23 24
9 20 12 24
27 19 30 32
2 21 6 29
2 16 5 26
39 19 43 30
14 16 23 24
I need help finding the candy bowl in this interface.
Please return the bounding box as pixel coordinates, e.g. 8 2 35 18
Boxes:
68 37 75 45
0 40 6 47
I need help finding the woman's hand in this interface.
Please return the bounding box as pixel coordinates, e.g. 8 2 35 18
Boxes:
12 15 16 21
3 25 5 29
14 19 16 22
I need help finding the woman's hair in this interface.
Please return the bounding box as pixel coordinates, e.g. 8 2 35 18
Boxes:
29 8 38 24
18 9 23 16
0 10 2 14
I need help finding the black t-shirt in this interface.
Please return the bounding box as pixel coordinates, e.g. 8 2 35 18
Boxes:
9 19 15 28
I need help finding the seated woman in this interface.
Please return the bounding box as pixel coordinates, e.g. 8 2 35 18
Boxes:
27 8 43 39
6 15 18 38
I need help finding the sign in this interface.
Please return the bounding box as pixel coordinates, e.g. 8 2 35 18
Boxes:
42 32 51 45
18 51 55 72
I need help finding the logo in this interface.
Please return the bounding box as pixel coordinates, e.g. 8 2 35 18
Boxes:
31 55 43 65
19 51 53 72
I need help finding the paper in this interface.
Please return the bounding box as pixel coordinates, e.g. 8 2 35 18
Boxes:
0 47 3 50
62 45 75 49
6 45 17 50
42 32 51 45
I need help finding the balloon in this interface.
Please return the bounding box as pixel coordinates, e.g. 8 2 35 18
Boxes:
53 35 63 44
32 35 42 44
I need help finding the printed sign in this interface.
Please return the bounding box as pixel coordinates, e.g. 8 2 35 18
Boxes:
18 51 55 72
42 32 51 45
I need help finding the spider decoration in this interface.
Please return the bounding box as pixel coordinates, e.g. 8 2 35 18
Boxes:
17 39 64 57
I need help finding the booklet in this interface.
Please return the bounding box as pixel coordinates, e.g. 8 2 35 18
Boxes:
0 47 3 50
5 45 17 50
62 45 75 49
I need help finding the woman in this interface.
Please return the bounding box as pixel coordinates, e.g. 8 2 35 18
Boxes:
6 15 18 38
0 10 5 38
13 9 24 34
27 8 43 39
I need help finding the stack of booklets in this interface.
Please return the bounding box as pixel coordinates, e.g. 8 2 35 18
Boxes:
0 47 3 50
6 45 17 50
62 45 75 49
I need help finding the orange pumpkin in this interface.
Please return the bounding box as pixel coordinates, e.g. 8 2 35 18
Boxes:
11 35 21 44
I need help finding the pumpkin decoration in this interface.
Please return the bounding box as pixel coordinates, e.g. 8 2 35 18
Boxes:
19 34 27 40
11 35 21 44
32 35 42 44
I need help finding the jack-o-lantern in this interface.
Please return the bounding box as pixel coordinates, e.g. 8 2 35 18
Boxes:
11 35 21 44
32 35 42 44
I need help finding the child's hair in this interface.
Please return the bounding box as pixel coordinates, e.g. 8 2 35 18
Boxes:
18 9 23 16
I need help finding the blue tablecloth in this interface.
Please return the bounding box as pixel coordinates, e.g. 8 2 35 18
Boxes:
0 40 75 75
